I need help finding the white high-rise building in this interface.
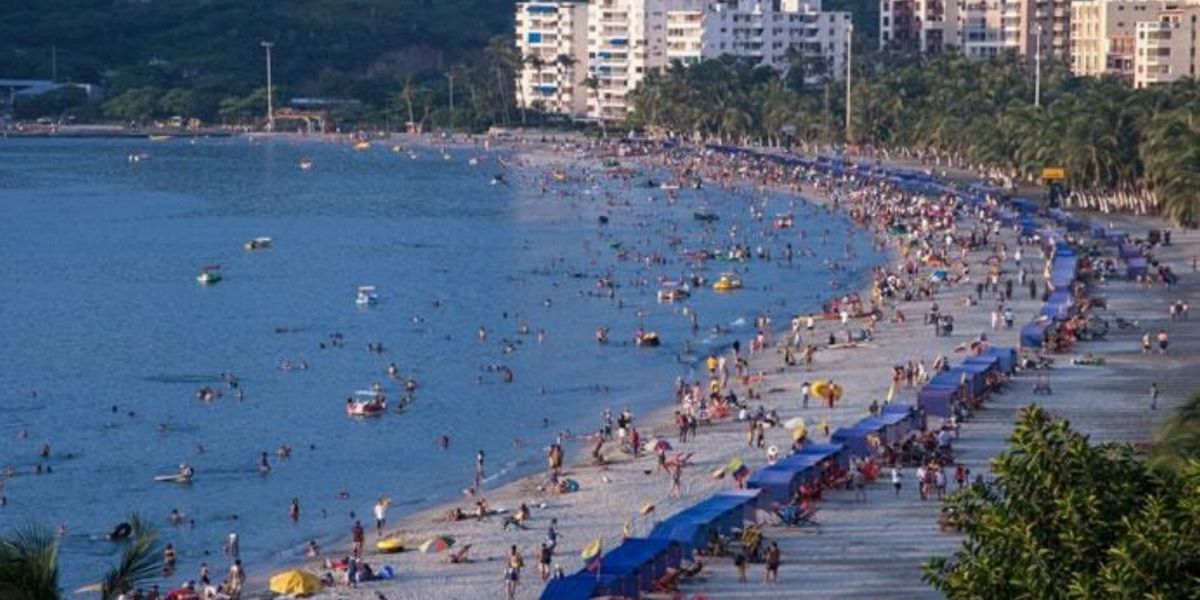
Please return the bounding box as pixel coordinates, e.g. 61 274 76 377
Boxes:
1134 4 1200 86
703 0 851 80
515 0 853 121
515 2 590 117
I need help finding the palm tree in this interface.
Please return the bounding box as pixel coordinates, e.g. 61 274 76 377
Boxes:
554 53 578 117
485 35 519 127
0 524 59 600
583 76 605 137
0 514 161 600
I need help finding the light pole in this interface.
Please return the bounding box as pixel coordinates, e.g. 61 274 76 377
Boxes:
845 21 853 144
261 41 275 131
447 72 456 114
1034 24 1042 108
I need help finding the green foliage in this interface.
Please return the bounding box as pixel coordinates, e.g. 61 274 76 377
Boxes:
629 53 1200 225
0 524 60 600
924 406 1200 599
1153 393 1200 471
12 87 88 120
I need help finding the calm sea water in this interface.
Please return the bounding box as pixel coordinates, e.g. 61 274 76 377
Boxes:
0 137 880 589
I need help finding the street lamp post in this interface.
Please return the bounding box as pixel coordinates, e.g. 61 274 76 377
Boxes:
447 73 456 114
1034 24 1042 108
261 41 275 131
845 22 853 144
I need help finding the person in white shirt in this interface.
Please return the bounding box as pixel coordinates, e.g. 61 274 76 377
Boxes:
891 467 902 496
373 498 388 536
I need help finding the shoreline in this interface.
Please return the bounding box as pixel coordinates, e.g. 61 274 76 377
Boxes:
241 140 888 594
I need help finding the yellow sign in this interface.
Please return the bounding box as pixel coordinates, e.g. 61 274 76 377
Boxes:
1042 167 1066 181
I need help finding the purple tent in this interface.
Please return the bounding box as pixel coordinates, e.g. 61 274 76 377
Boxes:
918 385 957 417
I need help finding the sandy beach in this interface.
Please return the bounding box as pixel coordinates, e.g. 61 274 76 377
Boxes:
261 141 1196 600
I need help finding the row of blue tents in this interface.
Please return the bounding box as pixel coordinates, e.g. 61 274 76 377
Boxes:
1021 244 1080 349
541 490 760 599
830 404 922 460
917 347 1017 417
744 442 849 505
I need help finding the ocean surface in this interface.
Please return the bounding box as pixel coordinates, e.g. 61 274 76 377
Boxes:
0 136 881 589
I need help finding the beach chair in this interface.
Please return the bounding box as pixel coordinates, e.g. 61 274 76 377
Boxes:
774 504 820 529
653 568 682 593
448 544 472 564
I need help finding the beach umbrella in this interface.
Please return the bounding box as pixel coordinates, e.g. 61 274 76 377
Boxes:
791 426 807 441
268 569 323 597
725 456 743 474
653 439 672 453
783 417 806 430
419 535 455 553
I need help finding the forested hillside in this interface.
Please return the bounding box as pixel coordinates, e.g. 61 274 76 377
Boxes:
1 0 513 102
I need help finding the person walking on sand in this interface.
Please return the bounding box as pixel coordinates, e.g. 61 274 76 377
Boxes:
764 542 781 583
1150 382 1160 410
538 542 552 582
1142 332 1152 354
801 381 810 409
373 497 388 536
351 520 364 557
891 466 902 496
1157 329 1169 354
670 462 683 498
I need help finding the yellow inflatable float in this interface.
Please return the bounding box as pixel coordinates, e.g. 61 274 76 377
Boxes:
811 380 844 402
376 537 405 553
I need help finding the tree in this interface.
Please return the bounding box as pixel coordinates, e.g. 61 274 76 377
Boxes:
101 86 163 123
924 406 1200 598
0 513 161 600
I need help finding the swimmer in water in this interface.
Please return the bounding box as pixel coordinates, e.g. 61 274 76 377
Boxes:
259 452 271 474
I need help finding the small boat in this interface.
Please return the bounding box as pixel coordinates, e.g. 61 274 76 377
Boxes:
391 145 404 153
773 214 794 229
197 265 222 285
693 210 719 222
299 157 314 170
148 134 173 142
244 236 272 251
356 285 379 306
712 273 742 292
635 331 661 347
468 157 479 166
347 391 387 417
353 140 371 151
552 171 568 182
154 473 193 484
127 152 151 163
657 282 690 302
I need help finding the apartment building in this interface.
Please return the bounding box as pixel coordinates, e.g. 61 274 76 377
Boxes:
703 0 851 79
880 0 958 53
1071 0 1171 78
516 0 852 121
1134 4 1200 86
514 2 589 116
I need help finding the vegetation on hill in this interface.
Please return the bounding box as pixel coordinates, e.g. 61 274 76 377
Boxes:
2 0 515 124
924 405 1200 598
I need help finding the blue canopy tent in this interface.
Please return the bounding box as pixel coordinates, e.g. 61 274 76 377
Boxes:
540 572 635 600
881 403 921 431
982 346 1018 374
598 538 681 594
1011 197 1038 213
1091 225 1108 239
830 427 873 457
792 442 849 471
996 209 1017 226
711 489 762 521
1105 230 1127 245
958 361 995 397
963 354 1000 377
1126 256 1148 278
1041 303 1070 320
874 409 914 441
931 366 986 398
1119 243 1142 259
648 493 752 553
1065 216 1086 232
1021 320 1051 348
917 385 957 418
747 463 814 505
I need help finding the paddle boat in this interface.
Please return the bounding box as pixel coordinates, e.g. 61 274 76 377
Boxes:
356 285 379 307
347 391 387 417
196 265 222 285
712 273 743 292
244 237 272 251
